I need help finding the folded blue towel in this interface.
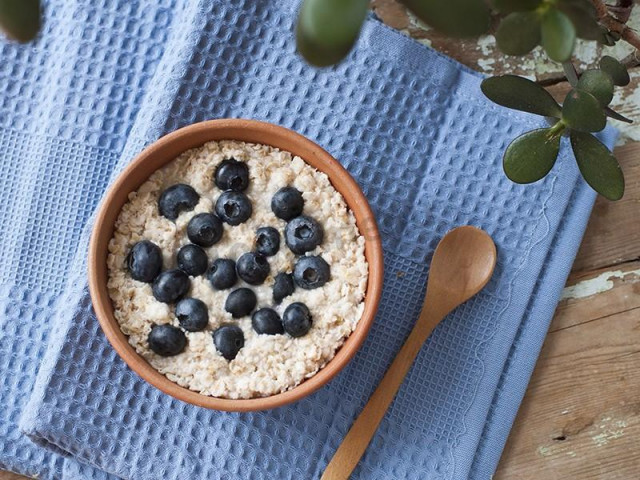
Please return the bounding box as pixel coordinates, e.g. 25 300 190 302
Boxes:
1 0 616 479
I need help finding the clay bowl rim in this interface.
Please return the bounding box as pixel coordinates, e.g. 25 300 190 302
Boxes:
88 118 384 412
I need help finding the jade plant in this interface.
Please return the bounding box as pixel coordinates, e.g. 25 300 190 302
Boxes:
295 0 636 200
481 56 630 200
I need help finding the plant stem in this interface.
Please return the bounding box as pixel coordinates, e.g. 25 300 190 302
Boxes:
591 0 610 18
610 0 633 24
548 121 566 139
591 0 640 51
619 51 640 70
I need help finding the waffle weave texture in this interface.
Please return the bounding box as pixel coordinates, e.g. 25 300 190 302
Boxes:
0 0 616 479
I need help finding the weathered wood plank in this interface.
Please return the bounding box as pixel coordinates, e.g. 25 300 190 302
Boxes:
495 299 640 479
556 261 640 331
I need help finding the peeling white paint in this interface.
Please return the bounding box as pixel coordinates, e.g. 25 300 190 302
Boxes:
591 419 627 447
561 269 640 300
477 35 495 57
575 40 599 66
537 445 552 457
478 56 495 72
406 10 432 47
537 443 578 459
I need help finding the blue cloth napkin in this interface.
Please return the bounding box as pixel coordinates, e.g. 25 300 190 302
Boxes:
1 0 616 479
0 0 180 477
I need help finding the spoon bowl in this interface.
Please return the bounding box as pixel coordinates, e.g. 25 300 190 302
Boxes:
425 225 497 316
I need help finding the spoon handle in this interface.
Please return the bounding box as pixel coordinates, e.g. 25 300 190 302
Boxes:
320 303 446 480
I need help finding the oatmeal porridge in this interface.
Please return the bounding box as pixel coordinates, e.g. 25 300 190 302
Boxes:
107 140 368 399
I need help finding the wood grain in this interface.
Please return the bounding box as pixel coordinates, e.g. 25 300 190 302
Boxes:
556 260 640 332
495 273 640 480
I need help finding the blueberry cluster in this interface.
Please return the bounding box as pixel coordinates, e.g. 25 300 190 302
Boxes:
125 158 331 362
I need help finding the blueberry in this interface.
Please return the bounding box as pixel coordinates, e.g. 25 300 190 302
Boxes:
252 308 284 335
224 288 257 318
283 302 312 337
285 215 324 254
175 298 209 332
214 159 249 192
255 226 280 257
187 213 223 247
127 240 162 283
294 255 330 290
148 324 187 356
272 272 295 304
208 258 237 290
213 324 245 360
215 191 252 225
177 244 208 276
158 184 199 220
271 187 304 221
152 269 190 303
236 252 270 285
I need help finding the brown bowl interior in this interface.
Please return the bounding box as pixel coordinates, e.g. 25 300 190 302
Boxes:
89 119 384 411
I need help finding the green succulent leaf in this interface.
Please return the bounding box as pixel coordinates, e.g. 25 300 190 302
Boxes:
0 0 40 42
607 31 622 42
570 131 624 200
481 75 562 117
599 55 630 86
557 0 601 40
503 128 561 183
562 89 606 132
577 70 614 106
401 0 491 37
496 12 541 55
493 0 542 13
541 9 576 62
562 61 579 86
296 0 368 67
600 30 618 46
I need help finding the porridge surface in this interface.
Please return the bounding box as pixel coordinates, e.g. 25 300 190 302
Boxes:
107 140 368 399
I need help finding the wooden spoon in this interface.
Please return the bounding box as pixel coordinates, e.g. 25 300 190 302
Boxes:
321 226 497 480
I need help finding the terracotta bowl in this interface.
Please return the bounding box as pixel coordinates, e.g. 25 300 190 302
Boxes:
89 119 384 411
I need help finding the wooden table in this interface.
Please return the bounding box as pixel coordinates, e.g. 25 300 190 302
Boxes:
2 3 638 479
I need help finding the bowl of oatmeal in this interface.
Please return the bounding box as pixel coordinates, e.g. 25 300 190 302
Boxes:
89 119 383 411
